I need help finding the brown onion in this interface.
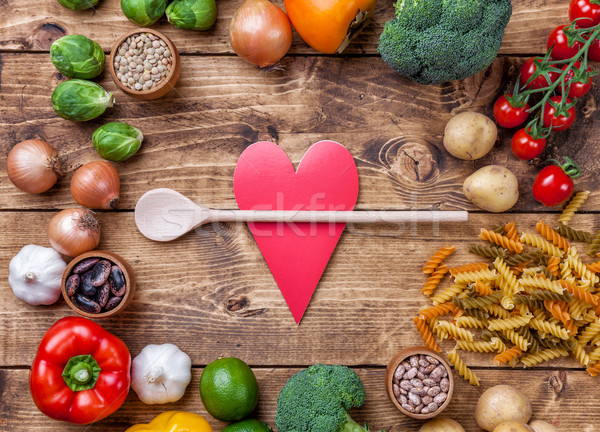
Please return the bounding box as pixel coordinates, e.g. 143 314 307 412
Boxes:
6 139 63 194
229 0 293 68
47 208 101 257
71 161 120 209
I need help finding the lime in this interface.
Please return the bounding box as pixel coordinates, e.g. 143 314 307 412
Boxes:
200 357 259 422
222 419 273 432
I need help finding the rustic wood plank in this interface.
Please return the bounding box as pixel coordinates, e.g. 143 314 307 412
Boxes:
0 0 569 55
0 367 595 431
1 54 599 211
2 211 599 368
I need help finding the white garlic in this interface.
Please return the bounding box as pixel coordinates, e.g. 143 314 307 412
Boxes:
9 244 67 305
131 343 192 404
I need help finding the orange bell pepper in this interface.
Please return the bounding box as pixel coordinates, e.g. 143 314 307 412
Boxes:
125 411 213 432
283 0 376 54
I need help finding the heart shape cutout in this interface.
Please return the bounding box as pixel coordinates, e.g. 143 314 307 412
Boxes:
233 141 359 324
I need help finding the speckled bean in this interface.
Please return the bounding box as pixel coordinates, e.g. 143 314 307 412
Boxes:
409 355 419 368
440 378 450 392
417 371 426 380
410 378 423 388
400 388 407 395
400 380 412 391
399 394 408 405
392 383 401 398
75 294 101 313
427 402 439 411
422 395 433 405
433 393 447 404
426 356 440 365
394 365 405 380
66 274 80 296
95 282 110 308
105 296 122 311
90 260 111 287
419 359 430 367
73 257 100 274
409 387 427 397
401 403 414 413
428 386 441 397
430 365 446 381
408 393 421 406
405 367 418 379
401 361 411 371
423 378 436 387
422 364 435 374
80 271 97 297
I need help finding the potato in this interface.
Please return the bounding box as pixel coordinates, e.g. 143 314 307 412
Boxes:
443 111 497 160
419 418 465 432
529 420 559 432
463 165 519 213
475 385 532 431
493 421 535 432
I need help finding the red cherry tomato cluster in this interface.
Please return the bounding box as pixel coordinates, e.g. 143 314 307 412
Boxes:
490 0 599 207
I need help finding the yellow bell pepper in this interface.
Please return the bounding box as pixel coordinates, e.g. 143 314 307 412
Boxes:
125 411 213 432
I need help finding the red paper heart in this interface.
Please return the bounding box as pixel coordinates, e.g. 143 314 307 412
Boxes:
233 141 359 324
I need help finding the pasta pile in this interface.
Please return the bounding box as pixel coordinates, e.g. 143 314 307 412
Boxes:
415 190 600 386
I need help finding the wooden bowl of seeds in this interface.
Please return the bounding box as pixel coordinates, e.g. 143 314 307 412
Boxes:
61 250 136 318
109 28 181 100
386 346 454 420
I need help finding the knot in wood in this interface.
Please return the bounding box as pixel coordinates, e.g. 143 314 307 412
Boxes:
394 143 437 183
226 297 249 312
548 370 567 397
33 23 66 50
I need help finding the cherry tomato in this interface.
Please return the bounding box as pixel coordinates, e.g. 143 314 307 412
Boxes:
493 94 530 128
533 165 574 207
519 57 558 89
589 37 600 62
560 61 592 98
542 96 576 131
511 128 547 160
547 25 582 60
569 0 600 28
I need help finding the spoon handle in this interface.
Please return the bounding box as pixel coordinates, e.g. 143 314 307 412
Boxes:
209 209 468 224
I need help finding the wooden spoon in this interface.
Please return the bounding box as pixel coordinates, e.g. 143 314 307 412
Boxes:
134 188 469 242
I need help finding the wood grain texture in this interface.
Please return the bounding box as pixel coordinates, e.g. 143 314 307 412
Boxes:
1 54 599 211
2 211 599 368
0 0 568 55
0 368 596 431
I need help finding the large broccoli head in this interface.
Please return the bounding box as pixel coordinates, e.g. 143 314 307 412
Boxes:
275 364 368 432
378 0 512 85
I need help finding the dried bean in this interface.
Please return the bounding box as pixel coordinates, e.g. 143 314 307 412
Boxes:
419 359 430 367
417 371 426 380
401 361 411 371
427 402 439 411
400 388 407 395
405 367 418 379
428 386 441 397
414 403 423 413
65 274 80 296
73 257 100 274
392 383 401 398
105 296 123 311
440 378 450 392
394 365 405 380
110 265 126 296
75 294 101 313
401 403 414 413
421 407 431 414
423 378 436 387
95 282 110 308
410 379 423 388
422 364 435 374
80 271 97 297
422 395 433 405
408 393 421 406
400 380 412 391
426 356 440 365
399 394 408 405
433 393 447 404
410 387 427 397
430 365 445 381
90 260 111 286
410 355 419 368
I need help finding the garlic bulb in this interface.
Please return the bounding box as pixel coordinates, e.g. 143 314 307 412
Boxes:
9 244 67 305
131 343 192 404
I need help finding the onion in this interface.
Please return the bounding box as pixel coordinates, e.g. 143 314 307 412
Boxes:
47 208 101 257
71 161 120 209
229 0 293 68
6 139 63 194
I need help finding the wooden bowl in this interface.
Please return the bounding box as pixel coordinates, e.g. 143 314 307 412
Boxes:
386 346 454 420
109 28 181 100
61 250 136 318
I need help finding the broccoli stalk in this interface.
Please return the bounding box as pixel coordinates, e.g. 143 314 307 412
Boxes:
275 364 375 432
378 0 512 85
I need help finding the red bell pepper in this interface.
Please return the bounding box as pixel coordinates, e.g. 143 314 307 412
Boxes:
29 316 131 424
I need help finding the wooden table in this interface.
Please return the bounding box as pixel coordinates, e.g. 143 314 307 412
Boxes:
1 1 599 430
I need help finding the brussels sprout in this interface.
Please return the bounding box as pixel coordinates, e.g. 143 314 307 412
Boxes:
121 0 167 26
51 80 114 122
57 0 99 10
50 35 105 79
92 122 144 161
166 0 217 31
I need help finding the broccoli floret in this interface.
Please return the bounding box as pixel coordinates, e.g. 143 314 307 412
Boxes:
378 0 512 85
275 364 370 432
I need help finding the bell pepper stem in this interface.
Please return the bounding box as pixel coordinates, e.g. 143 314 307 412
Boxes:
62 354 101 392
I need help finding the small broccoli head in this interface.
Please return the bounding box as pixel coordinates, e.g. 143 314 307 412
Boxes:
275 364 367 432
378 0 512 85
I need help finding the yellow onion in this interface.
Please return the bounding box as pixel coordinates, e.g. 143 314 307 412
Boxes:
229 0 293 68
47 208 101 257
70 161 120 209
6 139 63 194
